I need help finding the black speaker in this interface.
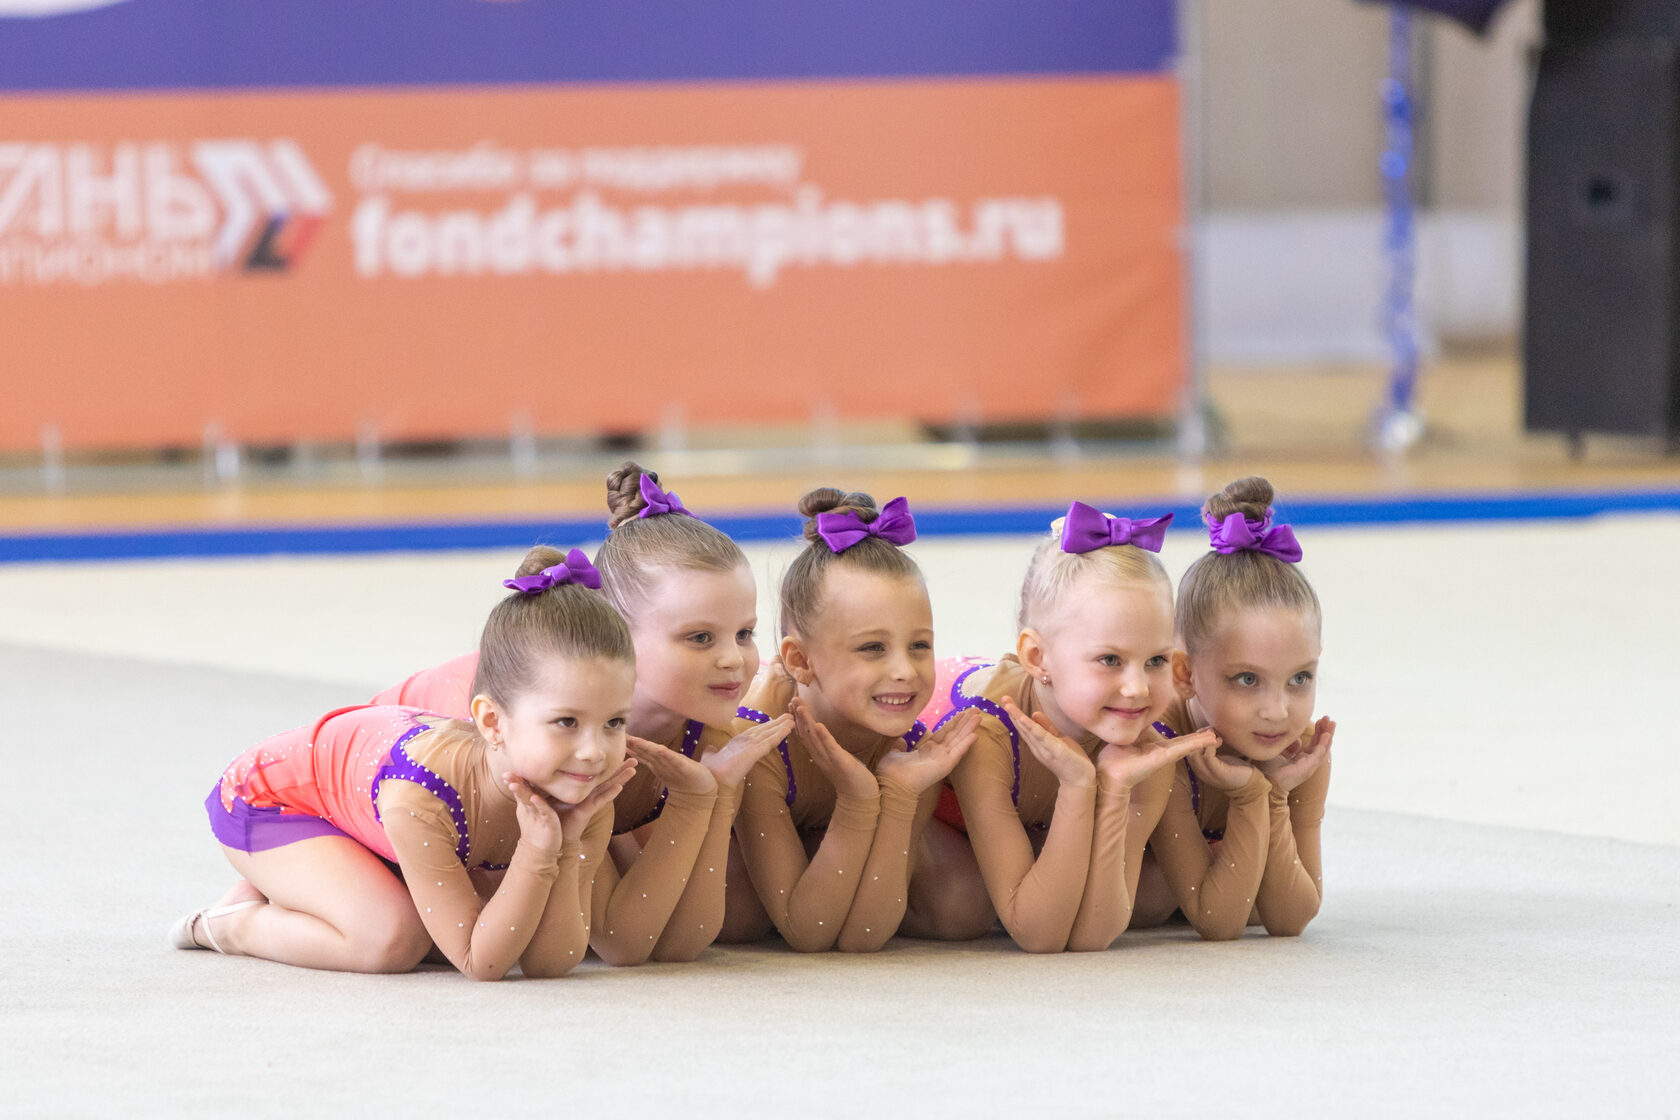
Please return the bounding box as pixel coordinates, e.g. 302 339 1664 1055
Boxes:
1545 0 1680 43
1524 30 1680 440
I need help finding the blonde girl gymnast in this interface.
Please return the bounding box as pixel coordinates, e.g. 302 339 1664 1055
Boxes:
910 501 1218 952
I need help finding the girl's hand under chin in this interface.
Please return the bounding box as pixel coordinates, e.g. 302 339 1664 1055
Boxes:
550 758 639 846
626 736 717 797
1257 716 1334 794
1096 726 1220 792
875 708 981 794
1001 697 1096 790
1187 743 1255 793
504 773 567 856
700 714 794 791
790 698 879 800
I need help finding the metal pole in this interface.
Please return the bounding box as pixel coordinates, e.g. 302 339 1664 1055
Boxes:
1175 0 1211 464
1377 4 1424 453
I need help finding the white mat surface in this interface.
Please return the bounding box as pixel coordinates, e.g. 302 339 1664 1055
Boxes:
4 518 1678 1115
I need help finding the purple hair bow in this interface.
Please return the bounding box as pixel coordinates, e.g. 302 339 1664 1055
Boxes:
1059 501 1173 554
1206 509 1302 563
637 473 691 519
502 548 603 594
816 496 917 553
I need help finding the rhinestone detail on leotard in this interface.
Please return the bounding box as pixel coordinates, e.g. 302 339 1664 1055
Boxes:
1152 720 1224 843
738 705 927 806
737 705 796 806
371 723 509 870
932 662 1020 806
623 719 706 831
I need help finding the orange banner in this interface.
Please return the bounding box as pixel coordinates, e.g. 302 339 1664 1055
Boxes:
0 76 1184 450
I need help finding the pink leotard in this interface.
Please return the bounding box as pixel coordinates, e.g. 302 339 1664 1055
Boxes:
918 655 1018 832
371 650 480 715
215 705 450 863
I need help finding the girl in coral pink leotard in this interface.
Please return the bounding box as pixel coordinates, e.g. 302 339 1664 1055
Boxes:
170 547 645 979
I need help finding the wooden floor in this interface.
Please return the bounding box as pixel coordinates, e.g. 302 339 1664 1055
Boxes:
5 354 1678 533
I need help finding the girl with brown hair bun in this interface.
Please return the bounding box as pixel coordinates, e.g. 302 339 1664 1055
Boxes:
726 488 980 952
170 547 639 978
1134 476 1335 939
371 462 791 964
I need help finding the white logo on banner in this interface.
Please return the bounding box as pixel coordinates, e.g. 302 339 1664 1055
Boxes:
347 142 1065 288
0 139 331 286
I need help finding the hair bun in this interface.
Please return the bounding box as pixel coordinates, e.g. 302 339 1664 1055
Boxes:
513 544 567 580
797 487 879 544
605 461 657 530
1203 476 1275 525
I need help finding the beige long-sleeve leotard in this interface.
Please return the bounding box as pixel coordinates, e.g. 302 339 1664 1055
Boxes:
732 669 929 953
1148 697 1328 938
372 653 729 962
596 722 745 963
943 657 1174 953
375 721 613 980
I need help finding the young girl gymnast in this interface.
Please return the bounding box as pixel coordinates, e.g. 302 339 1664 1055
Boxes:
169 546 640 979
371 463 791 964
1133 476 1334 940
727 488 980 953
911 502 1219 953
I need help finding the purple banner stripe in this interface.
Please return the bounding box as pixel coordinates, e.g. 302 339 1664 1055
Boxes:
0 0 1175 94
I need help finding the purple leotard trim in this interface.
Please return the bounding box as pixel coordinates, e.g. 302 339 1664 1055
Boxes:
933 663 1020 806
371 723 485 868
1152 720 1224 844
623 719 706 832
737 705 796 806
204 784 355 853
738 706 928 805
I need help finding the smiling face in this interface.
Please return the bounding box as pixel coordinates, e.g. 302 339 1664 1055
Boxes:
625 563 761 732
477 652 636 804
1021 571 1176 746
782 566 935 746
1178 606 1321 761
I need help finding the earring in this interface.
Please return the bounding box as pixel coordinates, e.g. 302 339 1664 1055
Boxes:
1041 674 1051 686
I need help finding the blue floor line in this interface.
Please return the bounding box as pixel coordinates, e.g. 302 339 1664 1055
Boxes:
4 487 1678 563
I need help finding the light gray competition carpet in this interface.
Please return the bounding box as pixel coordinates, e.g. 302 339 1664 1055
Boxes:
5 640 1676 1118
4 519 1679 1117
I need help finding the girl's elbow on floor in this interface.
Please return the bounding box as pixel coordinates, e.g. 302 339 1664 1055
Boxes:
1263 909 1318 938
518 955 580 980
1194 917 1248 942
1065 931 1120 953
835 931 889 954
648 941 707 964
1010 927 1069 954
589 940 652 968
783 929 838 953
